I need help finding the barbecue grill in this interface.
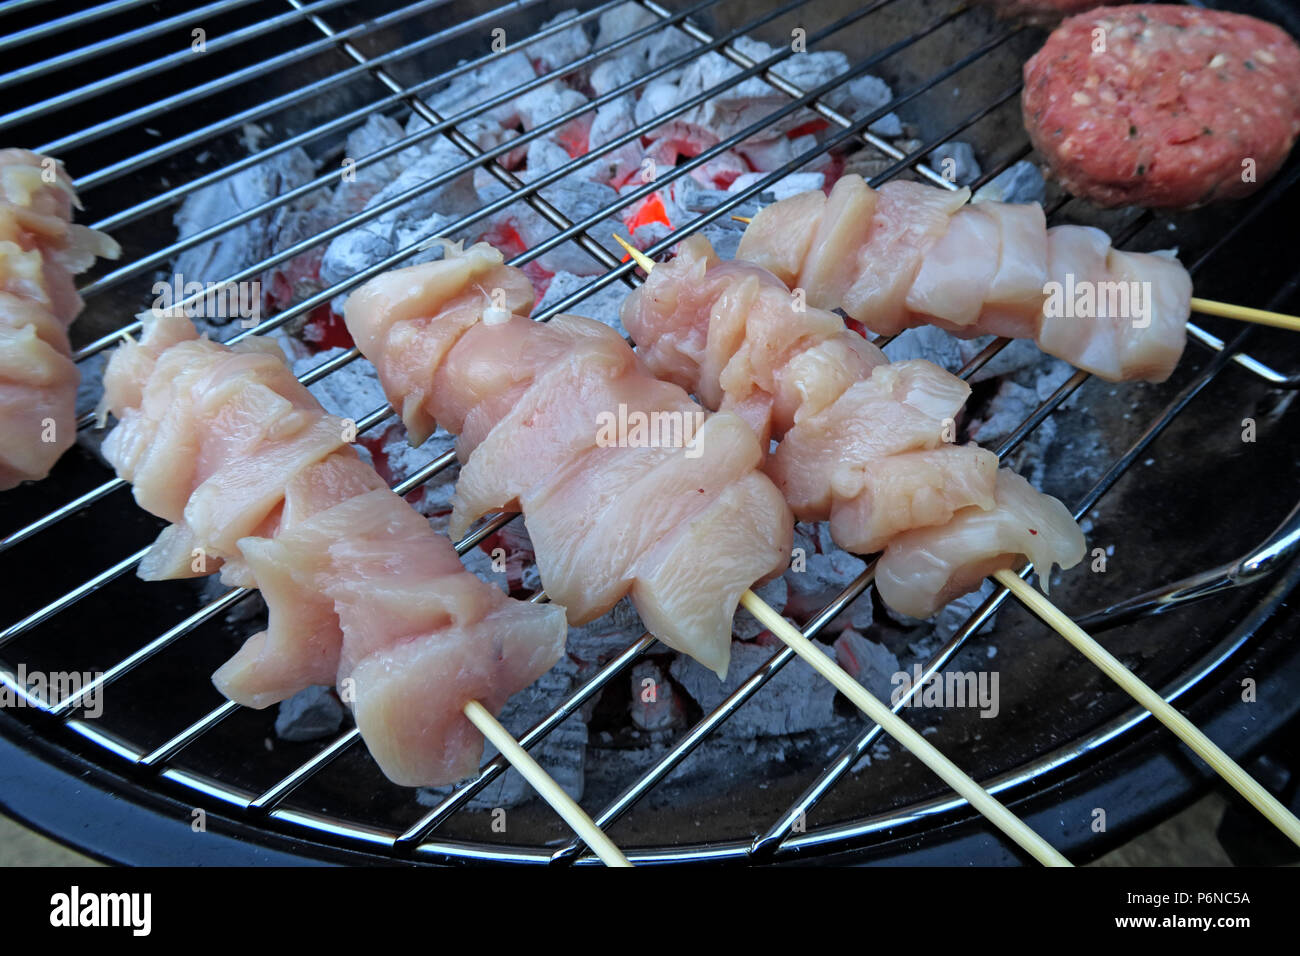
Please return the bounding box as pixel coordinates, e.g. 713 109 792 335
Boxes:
4 0 1300 866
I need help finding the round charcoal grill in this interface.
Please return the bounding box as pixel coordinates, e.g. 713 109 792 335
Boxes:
3 0 1300 866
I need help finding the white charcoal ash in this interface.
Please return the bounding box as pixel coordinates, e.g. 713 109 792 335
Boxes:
630 220 673 254
566 598 646 672
927 141 982 187
688 148 749 189
629 659 683 732
529 9 593 76
477 167 625 274
590 57 642 104
275 685 348 742
418 654 587 809
833 629 901 703
333 113 421 217
784 522 874 630
634 77 684 129
839 74 904 136
426 50 537 129
513 81 593 154
290 347 386 421
727 170 824 202
733 134 823 174
172 143 318 326
669 638 839 738
956 336 1051 384
733 574 788 641
535 270 630 333
878 323 965 373
595 2 696 75
933 579 1000 641
376 425 458 521
973 160 1046 206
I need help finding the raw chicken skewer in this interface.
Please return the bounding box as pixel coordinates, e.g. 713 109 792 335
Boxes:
343 240 1071 868
342 239 793 680
617 237 1300 849
96 312 630 866
0 149 120 489
733 174 1300 383
616 232 1085 620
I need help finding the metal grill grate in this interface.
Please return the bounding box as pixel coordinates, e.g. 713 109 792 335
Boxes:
3 0 1300 865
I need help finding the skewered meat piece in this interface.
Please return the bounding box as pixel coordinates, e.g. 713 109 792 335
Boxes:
344 241 793 678
0 149 120 488
737 174 1192 382
98 313 566 787
622 233 1084 614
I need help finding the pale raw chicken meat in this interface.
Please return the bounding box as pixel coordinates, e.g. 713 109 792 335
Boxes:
344 240 793 678
232 489 565 787
343 240 534 445
828 445 999 554
736 174 1192 381
0 149 119 489
875 469 1086 619
842 180 971 335
100 313 567 787
621 234 887 442
733 187 826 286
617 227 1085 619
906 203 1002 331
1038 225 1191 383
970 199 1049 340
766 359 975 518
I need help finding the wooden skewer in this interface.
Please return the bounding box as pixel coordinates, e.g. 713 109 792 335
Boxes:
463 700 633 866
739 592 1070 866
616 233 1068 866
992 569 1300 848
727 216 1300 331
618 229 1300 852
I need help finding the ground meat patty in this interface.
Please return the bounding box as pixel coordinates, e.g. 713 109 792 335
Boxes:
979 0 1125 26
1022 4 1300 208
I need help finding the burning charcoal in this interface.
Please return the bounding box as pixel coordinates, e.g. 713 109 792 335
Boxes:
879 323 965 373
956 336 1051 383
418 655 587 809
595 2 660 54
427 51 536 128
834 629 901 703
566 598 644 671
489 169 624 274
634 78 681 127
783 522 874 633
838 74 903 136
728 170 824 201
530 10 592 75
291 347 386 420
534 270 630 332
514 82 592 153
377 426 458 518
595 2 694 72
669 640 838 738
629 660 681 731
631 220 672 252
590 57 640 100
927 141 982 187
172 144 318 325
974 160 1046 205
335 113 416 215
275 685 347 742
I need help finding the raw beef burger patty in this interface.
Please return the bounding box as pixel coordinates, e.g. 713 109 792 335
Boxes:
1022 4 1300 208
